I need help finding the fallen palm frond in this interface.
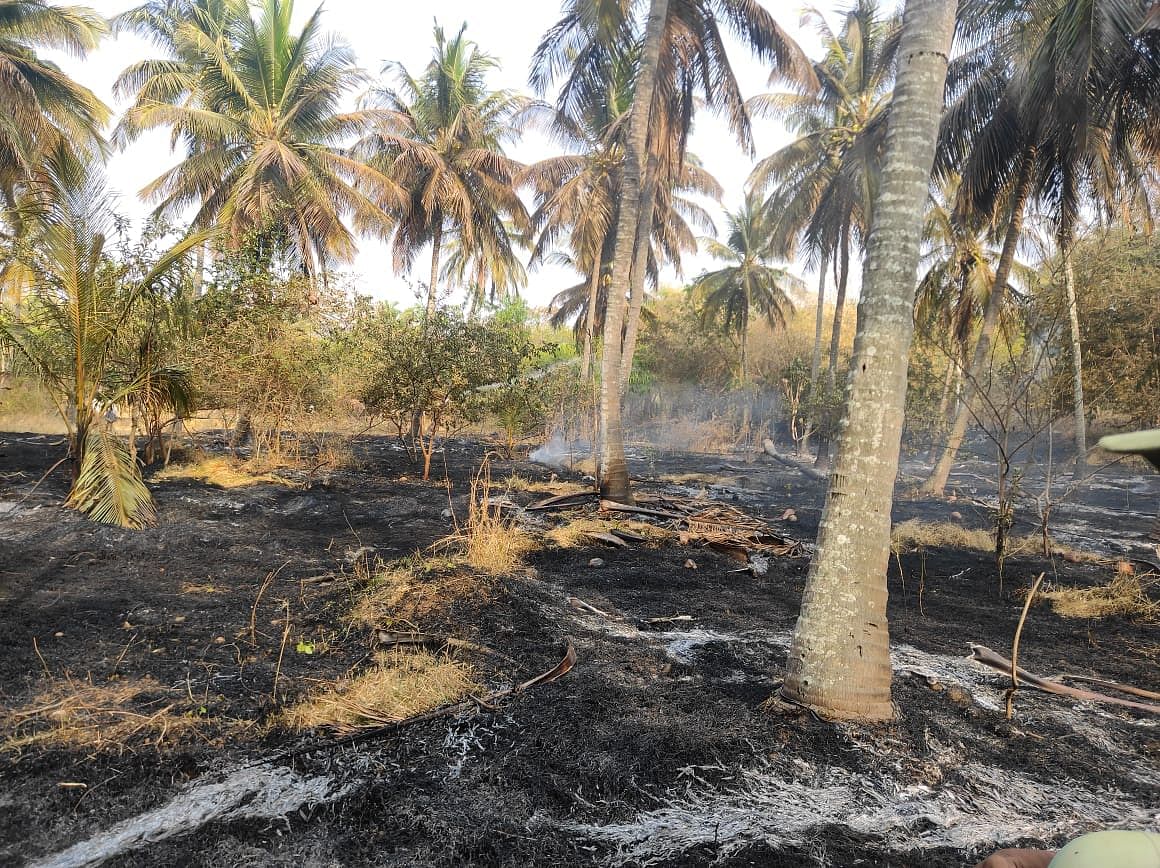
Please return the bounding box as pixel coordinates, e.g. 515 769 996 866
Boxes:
603 496 807 558
281 650 478 733
545 516 664 549
1040 573 1159 622
1 675 202 755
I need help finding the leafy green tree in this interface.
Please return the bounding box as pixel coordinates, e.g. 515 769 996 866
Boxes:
354 22 529 319
359 308 546 480
690 193 801 387
0 149 206 527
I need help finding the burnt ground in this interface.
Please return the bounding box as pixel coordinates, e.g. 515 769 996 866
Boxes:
0 431 1157 868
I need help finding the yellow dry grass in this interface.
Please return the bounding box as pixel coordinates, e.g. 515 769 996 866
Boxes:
280 650 477 733
546 516 666 549
1041 573 1160 621
0 676 201 755
890 520 1100 563
154 456 287 489
351 559 494 629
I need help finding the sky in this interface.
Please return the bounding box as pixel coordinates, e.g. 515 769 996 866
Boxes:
53 0 830 309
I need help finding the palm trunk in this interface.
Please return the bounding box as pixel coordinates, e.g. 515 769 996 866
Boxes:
426 217 443 322
921 151 1035 496
783 0 954 721
810 251 829 384
1061 234 1087 464
597 0 668 503
813 230 851 470
619 153 661 397
580 248 604 380
802 251 830 456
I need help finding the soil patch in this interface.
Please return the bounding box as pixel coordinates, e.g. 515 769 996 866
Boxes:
1 432 1157 867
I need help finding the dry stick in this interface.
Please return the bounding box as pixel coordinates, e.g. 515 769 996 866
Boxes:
1006 572 1046 719
249 561 289 645
32 636 51 677
1058 675 1160 702
972 644 1160 714
271 599 291 704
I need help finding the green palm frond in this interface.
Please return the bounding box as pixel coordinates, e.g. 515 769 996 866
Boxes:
66 428 157 528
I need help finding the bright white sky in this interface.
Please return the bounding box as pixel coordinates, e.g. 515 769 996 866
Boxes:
54 0 831 308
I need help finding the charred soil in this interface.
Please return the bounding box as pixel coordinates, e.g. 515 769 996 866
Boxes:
1 432 1157 867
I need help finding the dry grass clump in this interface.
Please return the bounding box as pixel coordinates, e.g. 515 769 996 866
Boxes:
154 455 286 489
1041 572 1159 621
891 520 996 553
351 558 495 628
281 650 477 733
435 460 536 575
0 676 201 756
546 516 665 549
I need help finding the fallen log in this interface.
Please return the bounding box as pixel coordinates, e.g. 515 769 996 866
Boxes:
762 439 828 481
970 644 1160 714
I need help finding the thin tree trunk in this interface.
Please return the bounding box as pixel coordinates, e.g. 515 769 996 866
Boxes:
921 151 1035 496
783 0 954 721
1061 237 1087 464
619 153 661 397
579 247 603 380
597 0 668 502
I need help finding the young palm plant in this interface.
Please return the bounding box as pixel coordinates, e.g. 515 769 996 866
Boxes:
0 150 207 528
690 193 801 389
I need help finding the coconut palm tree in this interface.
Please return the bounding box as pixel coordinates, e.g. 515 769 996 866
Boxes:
0 148 208 528
782 0 956 722
923 0 1160 492
115 0 400 277
690 193 801 388
532 0 813 500
0 0 108 307
749 0 900 467
521 70 720 377
354 22 530 320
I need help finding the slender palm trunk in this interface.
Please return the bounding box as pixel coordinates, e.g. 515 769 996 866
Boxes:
1061 234 1087 464
783 0 954 721
922 152 1035 496
579 248 604 380
426 219 443 322
619 153 660 397
598 0 668 502
810 251 830 384
827 222 852 387
801 251 830 455
814 231 851 470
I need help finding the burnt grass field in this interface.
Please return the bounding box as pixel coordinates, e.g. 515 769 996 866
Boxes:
1 431 1157 867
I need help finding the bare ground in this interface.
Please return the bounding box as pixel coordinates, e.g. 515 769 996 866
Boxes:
0 431 1157 867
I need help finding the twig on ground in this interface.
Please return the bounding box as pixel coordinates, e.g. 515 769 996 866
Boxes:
1006 572 1046 719
971 644 1160 714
